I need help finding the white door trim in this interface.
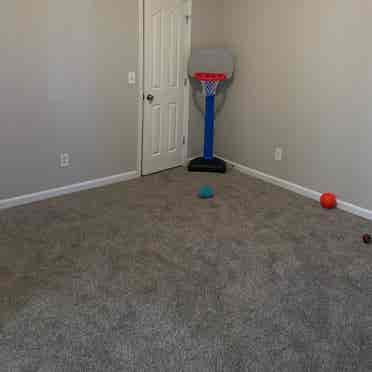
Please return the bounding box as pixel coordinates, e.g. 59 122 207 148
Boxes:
137 0 192 175
182 0 192 163
137 0 145 175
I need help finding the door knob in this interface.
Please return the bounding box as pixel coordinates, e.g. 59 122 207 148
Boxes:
146 94 154 103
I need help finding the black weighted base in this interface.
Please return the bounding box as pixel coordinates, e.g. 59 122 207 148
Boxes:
188 157 226 174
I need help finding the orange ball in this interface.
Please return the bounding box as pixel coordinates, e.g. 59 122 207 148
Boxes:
320 193 337 209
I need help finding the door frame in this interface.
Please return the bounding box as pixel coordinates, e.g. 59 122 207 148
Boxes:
137 0 192 175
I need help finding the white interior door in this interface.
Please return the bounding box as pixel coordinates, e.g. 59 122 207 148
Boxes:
142 0 186 175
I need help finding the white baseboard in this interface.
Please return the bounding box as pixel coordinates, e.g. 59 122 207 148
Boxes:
0 170 139 211
218 155 372 221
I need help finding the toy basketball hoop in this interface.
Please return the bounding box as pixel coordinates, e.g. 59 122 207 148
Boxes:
194 72 227 97
188 49 234 173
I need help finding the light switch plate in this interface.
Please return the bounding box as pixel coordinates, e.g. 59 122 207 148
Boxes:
275 147 283 161
128 72 136 85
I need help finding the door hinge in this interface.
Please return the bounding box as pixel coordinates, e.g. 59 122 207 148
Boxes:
184 78 188 86
185 15 191 24
182 136 186 145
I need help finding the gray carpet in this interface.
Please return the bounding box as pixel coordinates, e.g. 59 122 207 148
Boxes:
1 167 372 371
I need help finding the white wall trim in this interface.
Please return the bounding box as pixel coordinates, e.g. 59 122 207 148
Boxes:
218 155 372 221
137 0 144 175
0 171 139 211
182 0 192 163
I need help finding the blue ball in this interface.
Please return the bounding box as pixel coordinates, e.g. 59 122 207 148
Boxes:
198 186 214 199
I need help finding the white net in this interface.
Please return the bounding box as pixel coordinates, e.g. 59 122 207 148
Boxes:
201 81 220 97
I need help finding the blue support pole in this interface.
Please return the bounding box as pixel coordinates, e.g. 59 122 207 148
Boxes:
203 95 215 160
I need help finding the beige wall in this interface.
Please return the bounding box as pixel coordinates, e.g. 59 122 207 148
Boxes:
216 0 372 210
1 0 139 199
3 1 371 211
0 0 220 200
0 0 53 199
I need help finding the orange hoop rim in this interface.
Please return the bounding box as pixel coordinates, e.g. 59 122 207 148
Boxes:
194 72 227 82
